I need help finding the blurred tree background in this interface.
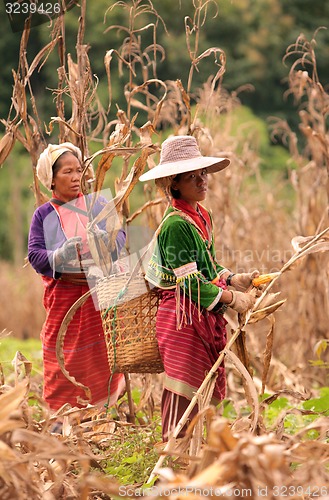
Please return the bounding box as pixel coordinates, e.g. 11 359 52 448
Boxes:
0 1 328 260
1 0 329 125
1 0 328 261
0 0 328 339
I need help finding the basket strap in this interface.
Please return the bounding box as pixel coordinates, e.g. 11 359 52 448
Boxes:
55 288 93 400
50 198 88 216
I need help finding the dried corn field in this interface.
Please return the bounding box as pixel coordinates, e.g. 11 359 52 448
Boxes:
0 0 328 498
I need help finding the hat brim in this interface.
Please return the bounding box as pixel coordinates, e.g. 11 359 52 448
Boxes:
139 155 230 181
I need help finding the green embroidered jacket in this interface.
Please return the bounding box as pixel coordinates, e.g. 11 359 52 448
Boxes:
145 206 228 311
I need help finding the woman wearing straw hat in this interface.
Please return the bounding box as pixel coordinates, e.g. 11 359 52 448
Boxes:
140 135 259 440
28 143 126 413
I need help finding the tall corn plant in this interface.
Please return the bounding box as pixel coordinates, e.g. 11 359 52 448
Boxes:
189 30 329 380
0 1 98 204
269 29 329 346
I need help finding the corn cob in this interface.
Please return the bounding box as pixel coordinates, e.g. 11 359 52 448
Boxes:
252 272 280 287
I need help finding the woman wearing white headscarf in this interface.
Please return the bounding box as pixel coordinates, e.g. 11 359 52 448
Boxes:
28 143 126 412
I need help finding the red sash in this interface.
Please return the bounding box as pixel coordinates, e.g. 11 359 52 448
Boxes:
172 198 212 241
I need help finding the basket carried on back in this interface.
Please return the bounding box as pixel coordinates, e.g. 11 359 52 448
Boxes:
96 272 164 374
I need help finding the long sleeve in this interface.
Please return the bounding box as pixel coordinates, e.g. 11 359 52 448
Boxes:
113 228 126 257
28 209 61 278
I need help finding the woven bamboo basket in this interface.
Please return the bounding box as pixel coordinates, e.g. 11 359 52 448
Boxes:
96 273 164 374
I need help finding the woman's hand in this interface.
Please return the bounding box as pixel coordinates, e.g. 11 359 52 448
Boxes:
93 227 108 244
230 270 260 291
54 236 82 265
228 290 256 313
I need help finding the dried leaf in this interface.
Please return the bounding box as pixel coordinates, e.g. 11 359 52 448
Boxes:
261 315 275 394
94 152 115 194
234 331 253 378
185 460 228 489
255 292 282 310
12 76 27 120
205 418 237 455
261 389 308 407
126 197 164 224
90 145 157 228
12 351 32 381
86 228 112 276
291 234 329 255
0 382 28 421
26 39 58 78
106 214 123 254
104 49 136 109
291 440 329 461
0 440 19 461
177 79 191 131
82 421 116 443
0 420 25 435
225 350 259 431
313 339 329 358
0 129 16 166
249 300 286 324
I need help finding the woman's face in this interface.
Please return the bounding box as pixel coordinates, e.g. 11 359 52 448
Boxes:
172 168 208 208
52 152 83 202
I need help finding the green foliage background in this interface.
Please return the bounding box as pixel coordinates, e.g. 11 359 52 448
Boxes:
1 0 329 121
0 0 328 261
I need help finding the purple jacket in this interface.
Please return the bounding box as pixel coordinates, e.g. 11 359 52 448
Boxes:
28 195 126 278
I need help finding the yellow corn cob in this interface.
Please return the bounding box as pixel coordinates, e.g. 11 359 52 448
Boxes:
252 272 280 287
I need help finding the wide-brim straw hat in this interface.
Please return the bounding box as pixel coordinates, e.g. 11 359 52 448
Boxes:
139 135 230 182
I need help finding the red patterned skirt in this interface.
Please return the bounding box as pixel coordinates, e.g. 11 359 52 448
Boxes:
40 276 125 411
156 291 227 439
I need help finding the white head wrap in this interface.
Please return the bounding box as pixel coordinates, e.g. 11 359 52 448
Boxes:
36 142 84 191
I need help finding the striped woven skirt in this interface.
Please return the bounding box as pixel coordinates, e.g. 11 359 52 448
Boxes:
156 291 227 439
40 276 125 411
